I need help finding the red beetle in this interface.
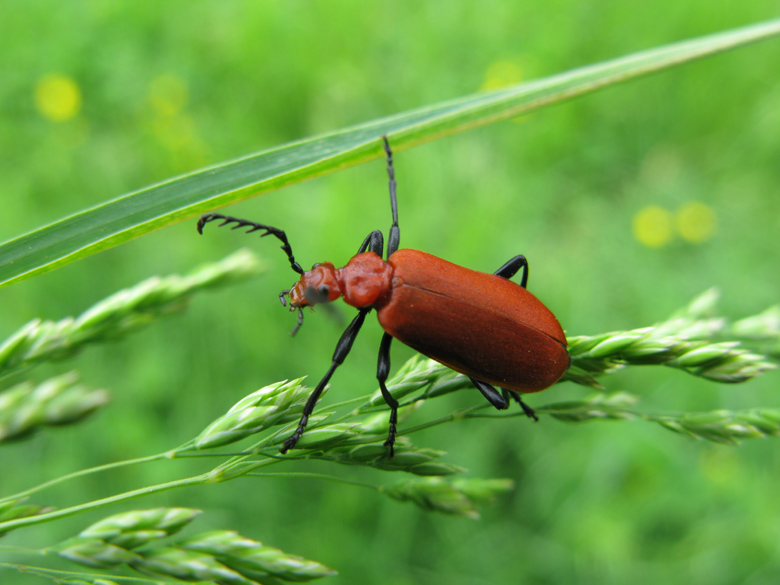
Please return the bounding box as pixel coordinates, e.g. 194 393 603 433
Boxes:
198 137 568 455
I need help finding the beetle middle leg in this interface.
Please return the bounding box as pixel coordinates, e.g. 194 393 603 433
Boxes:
493 255 528 288
377 332 399 456
280 308 370 454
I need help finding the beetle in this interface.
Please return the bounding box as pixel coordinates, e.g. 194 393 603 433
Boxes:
197 136 568 455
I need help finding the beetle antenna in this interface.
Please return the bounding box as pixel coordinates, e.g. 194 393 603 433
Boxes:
197 213 304 275
382 136 400 258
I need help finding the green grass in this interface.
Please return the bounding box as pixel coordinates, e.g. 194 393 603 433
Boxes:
1 3 779 585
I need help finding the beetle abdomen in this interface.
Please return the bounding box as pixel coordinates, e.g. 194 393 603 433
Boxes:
376 249 568 392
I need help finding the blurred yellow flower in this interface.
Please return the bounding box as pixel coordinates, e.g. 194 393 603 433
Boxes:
34 74 82 122
632 205 673 248
676 201 717 243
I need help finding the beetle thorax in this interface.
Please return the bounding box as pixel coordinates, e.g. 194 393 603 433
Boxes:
337 252 394 308
287 252 393 310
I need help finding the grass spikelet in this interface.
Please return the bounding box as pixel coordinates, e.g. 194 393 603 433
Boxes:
51 508 336 584
648 408 780 444
565 289 777 384
180 530 338 582
0 372 109 443
195 378 310 449
380 477 514 519
0 250 261 378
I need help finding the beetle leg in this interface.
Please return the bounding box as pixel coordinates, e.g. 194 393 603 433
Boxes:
197 213 304 276
357 230 384 257
501 388 539 422
376 332 399 456
470 378 510 410
280 309 370 454
493 255 529 288
382 136 401 259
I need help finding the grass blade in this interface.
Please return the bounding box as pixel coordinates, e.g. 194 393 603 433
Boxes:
2 19 779 288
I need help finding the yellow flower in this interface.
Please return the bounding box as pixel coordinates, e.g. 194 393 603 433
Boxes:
34 74 82 122
632 205 674 248
676 201 717 243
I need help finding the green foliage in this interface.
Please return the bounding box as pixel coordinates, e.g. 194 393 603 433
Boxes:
0 262 776 583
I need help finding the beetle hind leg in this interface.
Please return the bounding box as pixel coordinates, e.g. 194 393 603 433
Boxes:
493 255 528 288
470 378 539 421
501 388 539 422
470 378 510 410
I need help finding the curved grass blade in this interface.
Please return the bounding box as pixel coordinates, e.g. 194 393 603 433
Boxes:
1 19 779 288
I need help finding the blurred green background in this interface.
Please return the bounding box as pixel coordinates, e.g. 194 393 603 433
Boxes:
2 2 780 584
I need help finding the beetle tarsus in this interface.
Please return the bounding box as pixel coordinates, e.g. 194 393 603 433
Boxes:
280 416 308 454
383 425 396 457
502 388 539 422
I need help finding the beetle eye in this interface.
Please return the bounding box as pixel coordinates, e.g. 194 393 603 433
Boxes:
304 285 330 304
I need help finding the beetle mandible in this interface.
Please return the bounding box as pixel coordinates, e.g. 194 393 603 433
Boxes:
197 136 569 455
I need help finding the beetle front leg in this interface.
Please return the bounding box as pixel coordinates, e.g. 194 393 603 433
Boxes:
377 332 399 456
357 230 384 257
382 136 400 259
470 378 510 410
280 309 370 454
493 255 528 288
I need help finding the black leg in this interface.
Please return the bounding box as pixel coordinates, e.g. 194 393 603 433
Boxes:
278 290 305 336
494 255 528 288
382 136 400 259
470 377 510 410
376 332 399 456
501 388 539 422
197 213 304 276
280 309 370 453
491 256 537 420
357 230 384 257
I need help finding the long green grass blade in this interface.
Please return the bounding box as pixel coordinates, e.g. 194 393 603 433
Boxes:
2 19 779 288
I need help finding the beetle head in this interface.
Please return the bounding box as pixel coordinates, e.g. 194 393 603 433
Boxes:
279 262 342 335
